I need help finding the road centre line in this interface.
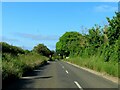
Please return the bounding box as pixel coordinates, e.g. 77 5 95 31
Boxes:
61 65 69 74
66 70 69 74
74 81 83 90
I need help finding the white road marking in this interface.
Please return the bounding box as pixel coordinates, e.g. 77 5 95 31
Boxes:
74 81 83 90
21 76 39 79
21 77 32 79
66 70 69 74
62 66 64 69
34 70 42 72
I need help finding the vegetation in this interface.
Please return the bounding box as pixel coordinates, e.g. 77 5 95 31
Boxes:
1 42 25 56
1 42 50 82
1 12 120 85
32 44 51 57
56 12 120 77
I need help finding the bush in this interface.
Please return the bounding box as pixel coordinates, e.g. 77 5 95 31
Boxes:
2 53 48 81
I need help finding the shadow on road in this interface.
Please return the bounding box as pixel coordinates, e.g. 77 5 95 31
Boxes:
2 61 52 90
22 61 50 77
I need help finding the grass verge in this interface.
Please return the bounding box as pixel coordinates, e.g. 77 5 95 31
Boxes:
65 56 119 78
2 53 48 83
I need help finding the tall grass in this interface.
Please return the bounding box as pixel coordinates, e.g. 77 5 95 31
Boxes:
65 55 119 78
2 53 48 81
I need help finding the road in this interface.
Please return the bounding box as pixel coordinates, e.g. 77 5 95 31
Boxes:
4 60 118 90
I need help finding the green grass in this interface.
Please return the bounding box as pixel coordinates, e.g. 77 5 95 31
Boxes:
2 53 48 81
65 55 119 78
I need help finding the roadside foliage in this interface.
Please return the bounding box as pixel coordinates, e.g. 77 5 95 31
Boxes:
1 42 50 83
56 12 120 77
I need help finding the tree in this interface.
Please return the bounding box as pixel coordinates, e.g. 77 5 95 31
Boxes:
56 31 84 57
1 42 25 55
88 25 103 48
33 44 51 57
56 12 119 63
106 12 120 45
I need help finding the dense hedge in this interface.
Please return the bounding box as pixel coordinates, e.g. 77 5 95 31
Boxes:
56 12 119 77
1 42 25 55
56 12 120 63
2 42 49 85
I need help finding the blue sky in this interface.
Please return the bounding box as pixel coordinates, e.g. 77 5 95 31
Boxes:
2 2 118 50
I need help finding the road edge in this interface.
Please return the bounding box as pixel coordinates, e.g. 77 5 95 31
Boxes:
64 60 119 84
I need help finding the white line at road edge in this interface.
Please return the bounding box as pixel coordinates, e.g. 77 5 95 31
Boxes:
65 61 118 84
66 70 69 74
74 81 83 90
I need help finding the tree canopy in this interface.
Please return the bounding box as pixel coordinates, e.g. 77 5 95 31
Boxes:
56 12 120 62
33 44 51 57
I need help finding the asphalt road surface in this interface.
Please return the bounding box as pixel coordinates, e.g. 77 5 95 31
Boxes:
4 60 119 90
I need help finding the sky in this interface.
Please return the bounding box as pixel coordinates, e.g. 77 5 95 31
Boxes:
2 2 118 50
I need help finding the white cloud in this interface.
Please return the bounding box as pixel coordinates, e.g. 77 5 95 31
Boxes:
14 32 59 41
94 5 118 12
2 36 20 42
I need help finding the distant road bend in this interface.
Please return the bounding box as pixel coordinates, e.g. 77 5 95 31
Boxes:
4 60 119 90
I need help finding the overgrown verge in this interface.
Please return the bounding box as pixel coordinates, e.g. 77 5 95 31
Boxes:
2 53 48 83
56 12 120 78
1 42 51 86
65 56 119 78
